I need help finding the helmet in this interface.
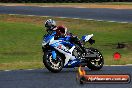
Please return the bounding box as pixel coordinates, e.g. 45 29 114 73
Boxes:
45 19 56 29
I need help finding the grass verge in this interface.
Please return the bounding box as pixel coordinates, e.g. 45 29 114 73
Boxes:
0 2 132 9
0 14 132 70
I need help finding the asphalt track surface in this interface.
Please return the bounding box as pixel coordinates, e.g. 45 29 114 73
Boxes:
0 66 131 88
0 6 132 22
0 6 132 88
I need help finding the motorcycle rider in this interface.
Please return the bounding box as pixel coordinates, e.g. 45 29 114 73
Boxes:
44 19 82 43
45 19 68 38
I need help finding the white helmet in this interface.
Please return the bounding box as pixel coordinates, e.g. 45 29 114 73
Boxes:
45 19 56 29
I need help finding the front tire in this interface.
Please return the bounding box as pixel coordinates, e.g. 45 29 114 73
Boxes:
43 51 64 73
86 48 104 70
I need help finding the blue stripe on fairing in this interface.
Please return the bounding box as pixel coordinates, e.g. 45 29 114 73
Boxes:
58 36 71 41
50 42 60 47
64 59 80 68
82 35 87 41
60 41 74 47
43 31 56 43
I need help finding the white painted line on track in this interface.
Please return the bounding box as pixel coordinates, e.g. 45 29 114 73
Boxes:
26 69 34 70
108 21 116 23
97 20 103 22
0 65 132 72
84 19 95 21
104 65 132 66
126 64 132 66
8 14 130 24
72 18 80 20
119 22 129 24
4 70 11 72
57 17 68 19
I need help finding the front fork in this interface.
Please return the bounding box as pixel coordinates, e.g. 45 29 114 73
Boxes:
51 51 57 60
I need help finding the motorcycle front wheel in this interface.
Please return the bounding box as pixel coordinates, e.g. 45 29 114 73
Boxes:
86 48 104 70
43 51 64 73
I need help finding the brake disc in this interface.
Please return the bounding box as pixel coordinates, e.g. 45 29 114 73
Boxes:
49 56 60 69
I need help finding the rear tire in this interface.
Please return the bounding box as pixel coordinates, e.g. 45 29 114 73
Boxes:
86 48 104 70
43 51 64 73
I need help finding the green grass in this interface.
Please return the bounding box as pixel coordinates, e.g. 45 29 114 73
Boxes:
0 14 132 70
0 21 44 70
